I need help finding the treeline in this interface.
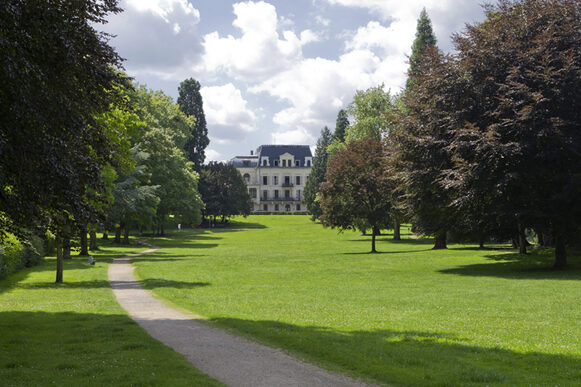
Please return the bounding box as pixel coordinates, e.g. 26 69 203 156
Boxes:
304 0 581 267
0 1 239 282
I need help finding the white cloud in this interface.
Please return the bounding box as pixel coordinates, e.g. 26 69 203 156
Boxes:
104 0 202 79
201 83 257 144
325 0 485 52
315 15 331 27
198 1 317 82
272 127 316 145
204 148 222 162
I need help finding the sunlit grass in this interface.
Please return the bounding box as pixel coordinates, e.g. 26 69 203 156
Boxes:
134 215 581 386
0 240 221 386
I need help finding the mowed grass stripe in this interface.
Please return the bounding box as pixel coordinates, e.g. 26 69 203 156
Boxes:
134 215 581 386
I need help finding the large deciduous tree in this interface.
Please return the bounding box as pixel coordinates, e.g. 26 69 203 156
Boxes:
198 162 252 224
0 0 129 282
447 0 581 267
320 139 394 253
346 85 393 142
304 127 333 220
177 78 209 172
130 86 203 235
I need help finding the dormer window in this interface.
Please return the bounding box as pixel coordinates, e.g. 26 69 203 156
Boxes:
263 159 267 166
274 160 279 166
306 160 311 167
282 160 286 167
295 160 300 167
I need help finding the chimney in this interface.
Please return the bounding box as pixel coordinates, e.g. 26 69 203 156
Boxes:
250 150 254 155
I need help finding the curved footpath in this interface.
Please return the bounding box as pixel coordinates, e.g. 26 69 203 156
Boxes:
108 245 374 387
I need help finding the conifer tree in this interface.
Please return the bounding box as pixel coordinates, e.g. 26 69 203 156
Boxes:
178 78 209 172
304 127 333 220
406 8 437 90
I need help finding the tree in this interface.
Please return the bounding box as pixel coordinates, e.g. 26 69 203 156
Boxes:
320 139 394 253
198 162 252 224
406 8 438 90
178 78 209 171
396 48 462 250
334 110 349 143
304 127 333 220
446 0 581 267
346 85 393 142
0 0 129 282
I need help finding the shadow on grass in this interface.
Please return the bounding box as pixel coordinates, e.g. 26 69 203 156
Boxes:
343 249 432 255
0 311 221 386
208 317 581 386
439 249 581 279
18 278 210 290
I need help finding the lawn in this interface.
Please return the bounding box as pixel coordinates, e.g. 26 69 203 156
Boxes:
0 240 221 386
133 215 581 386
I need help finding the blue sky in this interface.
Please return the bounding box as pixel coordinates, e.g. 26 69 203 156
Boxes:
103 0 485 162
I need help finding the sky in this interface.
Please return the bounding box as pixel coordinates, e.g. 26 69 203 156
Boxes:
102 0 486 162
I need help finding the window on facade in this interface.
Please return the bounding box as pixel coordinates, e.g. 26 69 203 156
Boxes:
243 173 250 183
296 189 301 200
295 176 300 185
263 176 268 185
262 190 268 199
285 190 290 198
284 176 290 185
274 204 279 211
274 190 279 198
243 160 250 167
285 204 291 211
296 204 301 211
249 188 257 198
263 204 268 211
274 176 278 185
295 160 300 167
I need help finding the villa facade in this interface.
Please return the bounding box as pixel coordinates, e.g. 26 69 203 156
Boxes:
230 145 313 213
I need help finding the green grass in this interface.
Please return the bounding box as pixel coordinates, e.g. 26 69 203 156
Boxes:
133 215 581 386
0 239 222 386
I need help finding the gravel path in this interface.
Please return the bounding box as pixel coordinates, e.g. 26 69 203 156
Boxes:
108 245 374 387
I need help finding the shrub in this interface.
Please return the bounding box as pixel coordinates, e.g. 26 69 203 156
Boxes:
0 233 46 279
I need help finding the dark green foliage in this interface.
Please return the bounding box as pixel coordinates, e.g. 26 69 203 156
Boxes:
397 49 461 249
334 110 349 143
199 162 252 222
304 127 333 220
178 78 209 171
445 0 581 266
406 8 437 90
0 0 129 238
320 139 394 252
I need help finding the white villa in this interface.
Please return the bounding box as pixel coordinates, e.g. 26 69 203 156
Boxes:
230 145 313 213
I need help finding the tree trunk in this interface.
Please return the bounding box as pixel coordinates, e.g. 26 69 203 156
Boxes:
554 229 567 269
371 225 378 253
89 230 98 251
537 231 544 247
79 225 89 256
433 231 447 249
114 226 121 244
479 237 484 249
55 235 63 283
518 222 527 255
393 220 401 241
102 231 108 240
123 227 130 245
63 239 71 260
160 222 165 236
